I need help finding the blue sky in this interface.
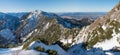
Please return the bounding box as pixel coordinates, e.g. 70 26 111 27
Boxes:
0 0 119 12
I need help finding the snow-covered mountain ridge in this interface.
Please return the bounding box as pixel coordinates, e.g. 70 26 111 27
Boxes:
0 9 94 48
0 2 120 55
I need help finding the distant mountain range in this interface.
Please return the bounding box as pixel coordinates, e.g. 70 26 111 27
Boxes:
56 12 106 20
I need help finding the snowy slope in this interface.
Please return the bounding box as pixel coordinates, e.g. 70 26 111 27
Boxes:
0 46 47 55
29 41 69 55
94 29 120 50
68 43 106 55
0 43 120 55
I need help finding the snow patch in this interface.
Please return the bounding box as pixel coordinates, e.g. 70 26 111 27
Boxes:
22 29 38 42
102 25 106 30
35 29 38 32
43 22 49 31
27 13 33 19
28 10 42 19
18 50 41 55
105 52 113 55
119 28 120 31
60 39 72 44
0 46 47 55
45 22 49 29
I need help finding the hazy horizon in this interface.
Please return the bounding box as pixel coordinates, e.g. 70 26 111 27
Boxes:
0 0 119 12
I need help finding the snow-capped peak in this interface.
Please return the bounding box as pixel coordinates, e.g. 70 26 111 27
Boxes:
31 10 43 15
27 10 41 19
27 10 55 19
